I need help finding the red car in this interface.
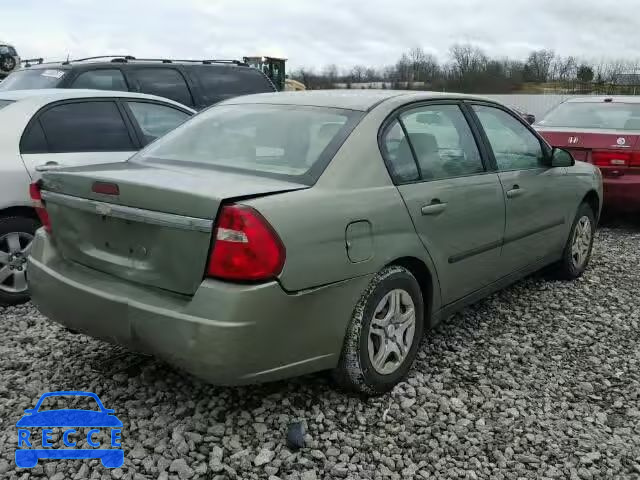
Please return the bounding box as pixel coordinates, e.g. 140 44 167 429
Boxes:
536 97 640 212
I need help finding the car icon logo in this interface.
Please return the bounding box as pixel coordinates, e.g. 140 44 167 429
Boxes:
568 136 579 144
15 391 123 469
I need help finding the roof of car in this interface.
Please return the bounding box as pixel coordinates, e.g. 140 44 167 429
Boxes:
0 88 195 110
220 90 496 111
565 96 640 104
22 60 250 70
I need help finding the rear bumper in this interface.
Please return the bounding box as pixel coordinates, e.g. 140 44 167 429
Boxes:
603 175 640 211
28 230 372 385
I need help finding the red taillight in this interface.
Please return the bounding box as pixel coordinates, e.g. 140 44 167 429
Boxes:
29 183 52 233
631 152 640 167
592 150 631 167
207 205 285 281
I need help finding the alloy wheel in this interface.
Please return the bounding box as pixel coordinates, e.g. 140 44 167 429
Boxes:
367 289 416 375
571 216 592 269
0 232 34 293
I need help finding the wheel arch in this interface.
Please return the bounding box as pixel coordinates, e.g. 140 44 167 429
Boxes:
0 206 39 222
581 190 601 222
386 256 438 327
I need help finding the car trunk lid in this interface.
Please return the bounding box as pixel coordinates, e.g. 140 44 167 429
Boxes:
39 161 308 295
537 127 640 175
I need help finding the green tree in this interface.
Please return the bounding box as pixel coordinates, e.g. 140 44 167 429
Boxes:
577 65 594 83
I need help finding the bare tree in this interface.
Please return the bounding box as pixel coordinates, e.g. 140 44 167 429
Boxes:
524 49 555 82
348 65 367 83
322 64 339 86
449 43 488 76
407 47 440 84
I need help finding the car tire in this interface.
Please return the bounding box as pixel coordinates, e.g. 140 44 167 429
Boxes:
554 203 596 280
0 54 16 72
333 265 424 395
0 216 40 307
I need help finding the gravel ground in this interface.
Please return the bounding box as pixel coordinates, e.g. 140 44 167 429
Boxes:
1 223 639 480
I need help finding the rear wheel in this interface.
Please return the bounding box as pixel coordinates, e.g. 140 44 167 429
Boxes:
554 203 595 280
0 216 40 306
333 266 424 395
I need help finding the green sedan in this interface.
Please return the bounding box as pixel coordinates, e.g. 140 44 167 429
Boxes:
27 91 602 394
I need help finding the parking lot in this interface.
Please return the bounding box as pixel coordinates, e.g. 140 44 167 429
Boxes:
0 218 637 480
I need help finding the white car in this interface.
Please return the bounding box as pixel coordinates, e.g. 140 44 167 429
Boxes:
0 43 20 77
0 89 195 305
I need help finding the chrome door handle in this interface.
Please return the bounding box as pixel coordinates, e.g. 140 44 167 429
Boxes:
506 186 525 199
421 201 447 215
35 161 62 172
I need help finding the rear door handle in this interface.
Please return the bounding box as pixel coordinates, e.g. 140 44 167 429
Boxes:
506 185 525 199
421 200 447 215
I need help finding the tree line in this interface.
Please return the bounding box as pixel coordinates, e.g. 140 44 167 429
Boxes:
291 44 640 94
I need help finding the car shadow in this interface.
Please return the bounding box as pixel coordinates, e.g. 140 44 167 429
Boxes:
599 210 640 231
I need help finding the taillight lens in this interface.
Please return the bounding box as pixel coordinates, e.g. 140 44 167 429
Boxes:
631 152 640 167
592 150 631 167
29 182 52 233
207 205 285 281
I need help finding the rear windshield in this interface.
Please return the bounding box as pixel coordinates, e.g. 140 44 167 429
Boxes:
538 102 640 130
0 68 67 91
194 66 275 105
136 104 363 183
0 45 17 56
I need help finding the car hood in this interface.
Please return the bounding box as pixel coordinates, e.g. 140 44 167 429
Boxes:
16 409 123 427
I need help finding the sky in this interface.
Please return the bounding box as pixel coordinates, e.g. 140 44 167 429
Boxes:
2 0 636 71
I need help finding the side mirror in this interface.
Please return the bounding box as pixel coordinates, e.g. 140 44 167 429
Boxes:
551 148 575 167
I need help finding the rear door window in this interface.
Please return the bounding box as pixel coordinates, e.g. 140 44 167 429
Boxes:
194 66 274 106
37 101 135 153
129 68 193 106
380 120 420 183
20 121 48 154
399 105 485 181
125 101 192 144
71 69 128 91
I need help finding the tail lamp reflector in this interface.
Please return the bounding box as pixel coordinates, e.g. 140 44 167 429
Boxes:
29 183 52 233
207 204 285 281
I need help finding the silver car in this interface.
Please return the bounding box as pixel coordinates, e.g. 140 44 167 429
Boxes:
0 89 194 306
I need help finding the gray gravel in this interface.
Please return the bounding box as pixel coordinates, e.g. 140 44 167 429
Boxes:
1 224 639 479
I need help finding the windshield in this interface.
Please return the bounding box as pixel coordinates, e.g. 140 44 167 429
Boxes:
37 395 101 412
136 104 362 182
0 68 66 90
538 102 640 130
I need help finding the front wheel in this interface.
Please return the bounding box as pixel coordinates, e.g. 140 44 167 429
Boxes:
0 55 16 72
333 266 424 395
554 203 596 280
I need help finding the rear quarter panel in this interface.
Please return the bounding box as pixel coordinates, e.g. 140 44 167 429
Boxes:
0 153 32 210
0 105 37 211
